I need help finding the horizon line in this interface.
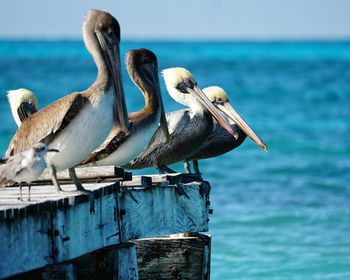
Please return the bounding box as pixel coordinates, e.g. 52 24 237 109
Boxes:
0 36 350 43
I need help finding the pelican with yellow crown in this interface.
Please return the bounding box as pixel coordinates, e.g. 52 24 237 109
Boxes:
123 67 238 173
7 88 39 127
184 86 267 174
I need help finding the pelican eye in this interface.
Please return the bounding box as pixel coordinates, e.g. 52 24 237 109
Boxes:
107 28 114 37
215 97 225 104
176 82 188 93
176 78 196 94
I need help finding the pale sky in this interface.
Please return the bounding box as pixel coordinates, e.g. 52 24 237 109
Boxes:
0 0 349 40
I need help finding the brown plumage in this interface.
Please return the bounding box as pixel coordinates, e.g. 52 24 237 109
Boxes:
6 94 88 157
1 10 129 192
80 48 169 167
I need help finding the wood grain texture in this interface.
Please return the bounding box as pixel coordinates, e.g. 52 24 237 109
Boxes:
68 242 138 280
0 172 210 279
134 234 211 280
42 264 77 280
118 181 210 241
0 182 120 278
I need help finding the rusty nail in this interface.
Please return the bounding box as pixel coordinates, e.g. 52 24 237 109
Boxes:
171 265 179 277
181 248 190 258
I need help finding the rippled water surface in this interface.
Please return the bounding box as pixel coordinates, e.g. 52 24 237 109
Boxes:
0 41 349 279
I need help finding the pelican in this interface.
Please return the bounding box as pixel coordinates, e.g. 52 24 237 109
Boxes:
123 67 237 173
80 48 169 166
1 10 129 192
184 86 267 174
7 88 39 127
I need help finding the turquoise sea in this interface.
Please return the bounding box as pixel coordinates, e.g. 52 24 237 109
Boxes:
0 40 349 279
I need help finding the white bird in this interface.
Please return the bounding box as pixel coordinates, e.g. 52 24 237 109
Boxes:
7 88 39 127
0 143 59 200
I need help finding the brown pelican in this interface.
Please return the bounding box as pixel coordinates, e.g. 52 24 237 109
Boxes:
0 143 59 200
1 10 129 192
80 48 169 166
184 86 267 174
7 88 39 127
123 68 237 173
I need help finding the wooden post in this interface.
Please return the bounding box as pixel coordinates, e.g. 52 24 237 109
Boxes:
42 264 77 280
67 242 138 280
114 243 138 280
134 233 211 280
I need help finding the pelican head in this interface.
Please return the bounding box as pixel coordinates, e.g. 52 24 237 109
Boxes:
7 88 39 127
162 67 237 139
83 9 129 133
126 48 170 141
203 86 268 151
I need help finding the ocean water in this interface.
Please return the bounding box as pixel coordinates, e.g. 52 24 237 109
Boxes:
0 40 350 279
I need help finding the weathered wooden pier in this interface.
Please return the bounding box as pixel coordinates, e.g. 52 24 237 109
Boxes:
0 167 212 279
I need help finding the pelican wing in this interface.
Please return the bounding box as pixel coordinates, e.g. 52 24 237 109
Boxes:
80 123 134 164
5 93 88 157
147 109 188 145
125 109 190 168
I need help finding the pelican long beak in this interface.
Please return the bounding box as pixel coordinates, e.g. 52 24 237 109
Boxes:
142 63 170 142
17 102 37 122
96 32 130 134
187 85 238 140
153 70 170 143
158 90 170 142
218 102 268 151
48 148 60 153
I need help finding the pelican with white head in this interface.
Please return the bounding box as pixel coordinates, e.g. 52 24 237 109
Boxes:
124 67 238 173
7 88 39 127
185 86 267 173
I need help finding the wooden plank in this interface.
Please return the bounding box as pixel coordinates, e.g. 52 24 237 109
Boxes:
2 166 132 188
52 187 120 263
134 233 211 280
9 242 138 280
39 166 118 180
42 264 77 280
0 208 53 278
118 181 210 240
120 173 203 187
115 242 139 280
0 172 210 278
0 182 121 279
0 182 118 215
69 242 138 280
